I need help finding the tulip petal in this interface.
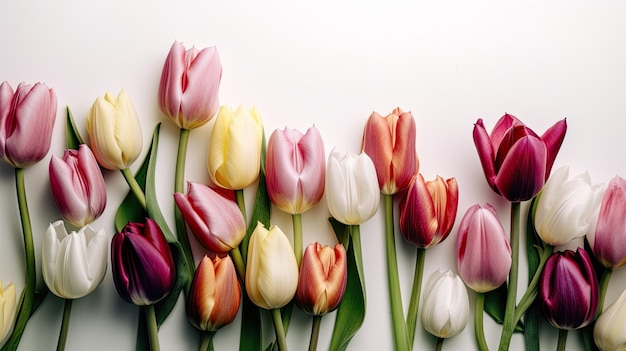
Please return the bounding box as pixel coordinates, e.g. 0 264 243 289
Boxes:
472 119 498 192
494 133 547 201
541 119 567 180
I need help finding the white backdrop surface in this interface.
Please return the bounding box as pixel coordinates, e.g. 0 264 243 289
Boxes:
1 1 626 350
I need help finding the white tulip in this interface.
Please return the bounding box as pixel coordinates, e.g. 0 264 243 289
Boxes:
594 287 626 351
421 269 469 339
0 281 16 345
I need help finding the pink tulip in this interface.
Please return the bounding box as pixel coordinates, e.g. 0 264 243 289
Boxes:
399 174 458 248
49 144 107 228
158 41 222 130
362 107 418 195
588 176 626 269
266 126 325 214
174 182 245 253
473 113 566 202
0 81 57 168
456 204 512 293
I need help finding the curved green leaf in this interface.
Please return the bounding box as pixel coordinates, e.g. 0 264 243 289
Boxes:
65 106 84 150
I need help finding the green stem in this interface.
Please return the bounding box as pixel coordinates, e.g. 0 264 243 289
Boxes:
384 193 410 351
435 337 445 351
199 331 215 351
235 189 247 225
597 268 613 315
271 308 288 351
308 315 322 351
145 305 160 351
498 202 521 351
230 246 246 282
174 128 195 294
292 213 303 266
121 167 147 211
513 244 553 324
407 247 426 348
57 299 73 351
556 329 568 351
474 293 489 351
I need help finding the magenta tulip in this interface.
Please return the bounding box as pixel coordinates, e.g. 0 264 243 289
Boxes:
539 248 599 330
473 113 566 202
399 174 458 248
49 144 107 228
111 218 176 305
174 182 245 253
0 81 57 168
158 41 222 130
266 126 325 214
588 176 626 269
456 204 512 293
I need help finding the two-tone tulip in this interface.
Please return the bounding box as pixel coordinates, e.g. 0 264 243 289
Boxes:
49 144 107 228
533 166 603 246
266 126 325 214
587 176 626 269
0 81 57 168
421 269 469 339
42 221 107 299
0 281 16 344
111 218 176 305
245 223 299 310
325 148 379 225
399 174 458 248
187 255 240 332
473 113 567 202
296 243 347 316
158 41 222 130
86 90 143 171
594 287 626 351
539 248 599 329
456 204 512 293
362 107 418 195
173 182 245 253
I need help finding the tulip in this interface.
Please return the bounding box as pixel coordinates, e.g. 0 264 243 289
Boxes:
0 281 16 344
533 166 603 246
245 223 299 310
187 255 240 332
0 81 57 168
473 113 567 202
111 218 176 306
266 126 325 215
296 243 347 316
539 248 599 330
49 144 107 228
456 204 512 293
587 176 626 269
421 269 469 339
42 221 108 299
158 41 222 130
325 148 379 225
399 174 458 248
361 107 418 195
174 182 245 253
86 90 143 171
594 287 626 351
207 105 263 190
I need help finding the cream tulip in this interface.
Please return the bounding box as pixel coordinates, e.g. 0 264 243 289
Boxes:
594 287 626 351
0 281 16 345
421 269 469 339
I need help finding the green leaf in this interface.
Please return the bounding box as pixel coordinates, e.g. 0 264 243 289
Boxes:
485 284 524 333
65 106 84 150
524 196 541 351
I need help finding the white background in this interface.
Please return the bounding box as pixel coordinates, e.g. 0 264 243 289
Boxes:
1 1 626 350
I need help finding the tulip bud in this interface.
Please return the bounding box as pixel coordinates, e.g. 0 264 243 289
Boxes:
539 248 599 330
42 221 108 299
86 90 143 170
456 204 512 293
594 287 626 351
587 176 626 269
473 113 567 202
158 41 222 130
421 269 469 339
245 223 299 310
0 281 17 344
111 218 176 305
325 148 380 225
173 182 245 253
362 107 418 194
187 255 240 332
266 126 325 214
296 243 347 316
49 144 107 228
533 166 603 246
0 81 57 168
399 174 458 248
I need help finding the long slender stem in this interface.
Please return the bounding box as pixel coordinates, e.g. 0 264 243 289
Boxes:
145 305 160 351
556 329 568 351
235 189 247 225
384 193 410 351
597 268 613 314
199 331 215 351
474 293 489 351
407 247 426 347
174 128 195 293
435 337 445 351
271 308 288 351
292 213 303 266
308 315 322 351
350 224 364 285
513 244 553 324
57 299 73 351
121 167 147 211
498 202 521 351
230 246 246 282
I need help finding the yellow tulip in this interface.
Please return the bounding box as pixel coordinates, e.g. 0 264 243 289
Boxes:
0 281 16 345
